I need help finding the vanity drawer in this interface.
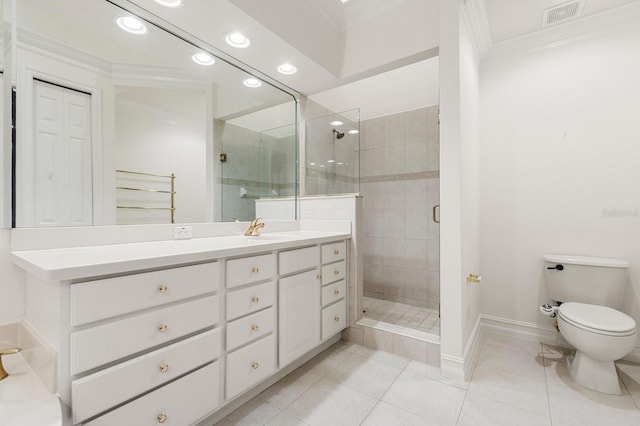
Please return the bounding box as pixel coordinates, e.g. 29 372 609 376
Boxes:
322 241 346 264
226 253 276 288
85 361 220 426
321 260 346 285
321 299 347 340
226 307 275 352
71 262 220 326
322 279 346 307
279 245 319 275
70 295 220 375
226 334 276 399
226 281 275 321
72 328 221 424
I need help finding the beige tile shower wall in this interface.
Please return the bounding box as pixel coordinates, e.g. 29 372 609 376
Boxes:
361 106 440 309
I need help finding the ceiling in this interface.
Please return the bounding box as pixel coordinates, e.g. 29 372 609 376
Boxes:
123 0 638 119
484 0 639 43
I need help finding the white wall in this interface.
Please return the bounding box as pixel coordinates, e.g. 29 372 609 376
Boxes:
459 9 482 353
115 97 207 224
0 231 24 323
439 0 482 379
479 27 640 334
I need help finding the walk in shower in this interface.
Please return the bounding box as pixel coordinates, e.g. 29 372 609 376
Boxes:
359 105 440 337
305 104 440 340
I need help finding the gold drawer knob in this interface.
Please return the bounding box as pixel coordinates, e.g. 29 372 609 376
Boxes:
317 274 322 280
159 363 169 373
251 362 259 369
334 250 340 255
251 296 259 303
251 266 259 273
157 324 168 333
334 289 340 295
251 324 259 332
334 270 340 275
157 413 167 423
157 284 168 294
334 316 340 322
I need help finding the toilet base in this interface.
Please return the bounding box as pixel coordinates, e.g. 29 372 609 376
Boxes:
567 351 622 394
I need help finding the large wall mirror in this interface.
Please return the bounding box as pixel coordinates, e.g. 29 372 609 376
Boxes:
12 0 297 227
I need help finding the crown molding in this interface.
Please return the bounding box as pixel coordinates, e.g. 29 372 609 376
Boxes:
461 0 492 60
17 29 112 75
484 1 640 62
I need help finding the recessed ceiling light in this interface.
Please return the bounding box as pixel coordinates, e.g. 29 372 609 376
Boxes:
341 0 351 3
243 78 262 88
116 16 147 35
309 162 316 166
330 120 343 126
225 32 251 48
348 129 359 135
154 0 183 7
277 63 297 75
192 52 215 66
327 159 336 163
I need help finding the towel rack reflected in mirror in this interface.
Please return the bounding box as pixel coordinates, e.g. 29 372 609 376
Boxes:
116 169 176 223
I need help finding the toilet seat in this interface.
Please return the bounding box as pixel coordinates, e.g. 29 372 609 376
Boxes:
559 302 636 336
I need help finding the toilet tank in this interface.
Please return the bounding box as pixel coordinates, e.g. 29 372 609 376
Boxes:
543 254 630 308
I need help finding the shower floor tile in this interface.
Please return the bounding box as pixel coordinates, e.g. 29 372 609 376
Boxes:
362 296 440 335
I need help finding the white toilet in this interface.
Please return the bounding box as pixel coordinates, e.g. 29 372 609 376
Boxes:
542 254 637 394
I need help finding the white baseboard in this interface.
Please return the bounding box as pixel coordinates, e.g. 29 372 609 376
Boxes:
479 314 640 363
441 315 483 382
462 316 482 380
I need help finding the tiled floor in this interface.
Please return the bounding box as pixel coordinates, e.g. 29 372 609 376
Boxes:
215 331 640 425
362 296 440 335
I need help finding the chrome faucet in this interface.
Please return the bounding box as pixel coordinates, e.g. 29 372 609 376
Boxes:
244 218 265 236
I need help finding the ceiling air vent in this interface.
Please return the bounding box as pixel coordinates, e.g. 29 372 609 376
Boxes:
542 0 585 27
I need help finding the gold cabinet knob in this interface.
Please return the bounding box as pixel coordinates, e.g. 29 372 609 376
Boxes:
251 362 259 369
334 249 340 255
251 266 259 273
316 274 322 280
157 324 168 333
334 289 340 295
157 284 168 294
157 413 167 423
159 363 169 373
334 270 340 275
334 316 340 322
251 324 259 332
251 296 259 303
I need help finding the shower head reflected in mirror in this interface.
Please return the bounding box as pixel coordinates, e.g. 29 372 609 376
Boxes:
333 129 345 139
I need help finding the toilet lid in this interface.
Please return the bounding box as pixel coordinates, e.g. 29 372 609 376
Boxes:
558 302 636 333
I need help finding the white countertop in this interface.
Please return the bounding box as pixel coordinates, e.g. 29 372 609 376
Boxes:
11 231 350 282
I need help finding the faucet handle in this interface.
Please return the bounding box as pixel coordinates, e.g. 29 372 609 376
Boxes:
0 348 22 381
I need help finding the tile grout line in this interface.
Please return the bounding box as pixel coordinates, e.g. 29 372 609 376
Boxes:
541 343 554 426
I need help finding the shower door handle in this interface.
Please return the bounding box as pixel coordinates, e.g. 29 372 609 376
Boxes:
433 204 440 224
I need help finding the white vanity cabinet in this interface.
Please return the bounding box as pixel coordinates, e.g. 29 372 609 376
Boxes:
69 262 222 425
278 246 321 368
12 231 350 425
225 254 277 400
320 241 348 340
